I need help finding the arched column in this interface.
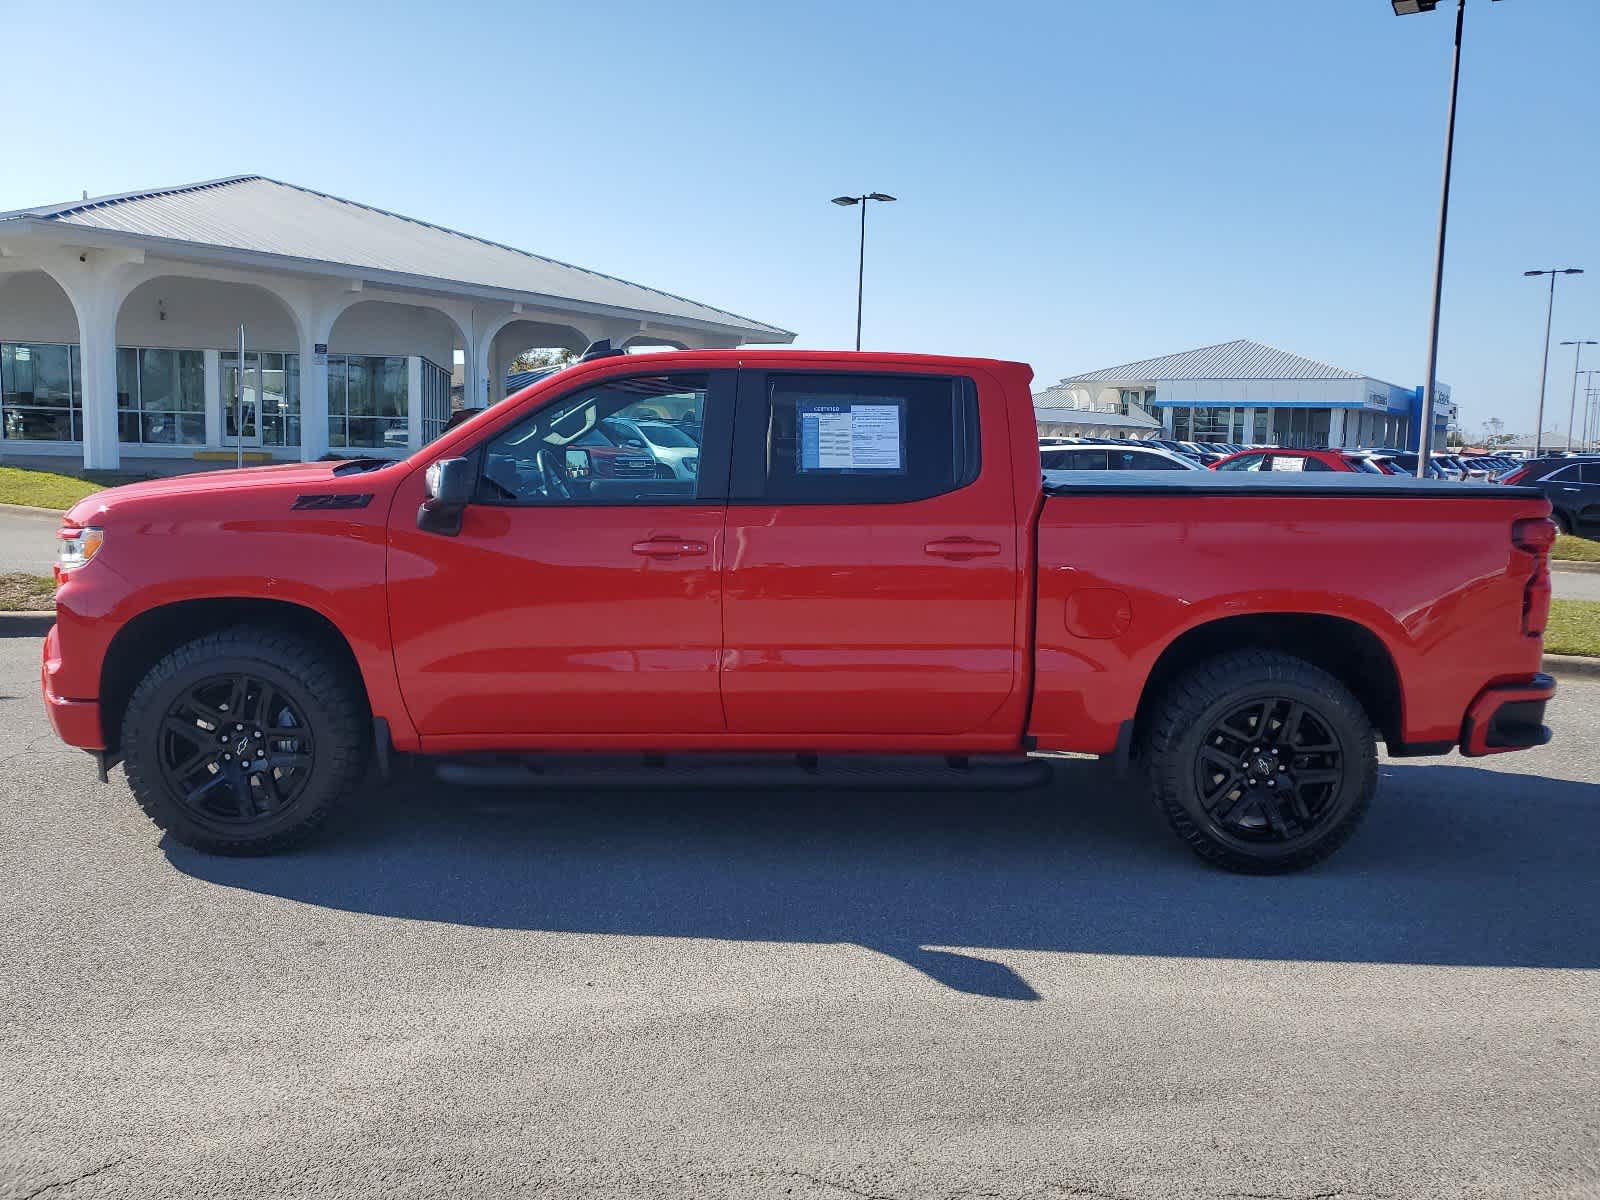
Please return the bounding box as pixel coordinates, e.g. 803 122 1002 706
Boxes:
46 249 147 470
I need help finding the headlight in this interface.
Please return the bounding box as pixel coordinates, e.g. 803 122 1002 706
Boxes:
57 526 105 572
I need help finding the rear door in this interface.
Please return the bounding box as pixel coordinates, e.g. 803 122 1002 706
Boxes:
720 367 1021 736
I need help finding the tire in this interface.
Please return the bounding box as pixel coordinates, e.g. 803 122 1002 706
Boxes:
121 627 370 855
1141 650 1377 874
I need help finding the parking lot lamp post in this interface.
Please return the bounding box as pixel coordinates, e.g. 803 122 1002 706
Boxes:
1526 269 1585 455
1561 341 1599 451
831 193 896 351
1390 0 1481 473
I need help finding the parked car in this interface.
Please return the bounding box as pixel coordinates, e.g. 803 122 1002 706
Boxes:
1210 448 1385 474
43 349 1558 874
1041 444 1202 471
601 416 700 481
1383 452 1452 480
1496 456 1600 535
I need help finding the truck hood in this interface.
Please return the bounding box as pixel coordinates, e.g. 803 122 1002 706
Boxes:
62 460 403 525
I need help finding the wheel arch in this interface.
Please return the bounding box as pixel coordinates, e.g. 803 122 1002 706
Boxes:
1133 612 1404 751
99 597 369 754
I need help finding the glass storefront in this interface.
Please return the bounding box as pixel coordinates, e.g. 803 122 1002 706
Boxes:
117 348 205 444
1350 409 1409 448
328 354 407 449
0 342 82 441
1271 408 1333 449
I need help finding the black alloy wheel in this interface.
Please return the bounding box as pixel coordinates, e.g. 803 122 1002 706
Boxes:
158 672 317 826
1193 697 1344 843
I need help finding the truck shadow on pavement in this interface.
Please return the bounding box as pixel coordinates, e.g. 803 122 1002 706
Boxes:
167 760 1600 1001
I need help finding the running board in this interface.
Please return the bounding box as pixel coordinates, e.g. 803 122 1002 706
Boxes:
430 752 1053 792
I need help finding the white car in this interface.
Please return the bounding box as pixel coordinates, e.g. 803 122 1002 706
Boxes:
602 417 700 481
1040 443 1203 472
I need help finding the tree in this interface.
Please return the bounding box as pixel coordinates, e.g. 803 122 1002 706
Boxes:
509 347 575 374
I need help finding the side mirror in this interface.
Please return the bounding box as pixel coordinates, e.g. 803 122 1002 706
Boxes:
417 456 474 535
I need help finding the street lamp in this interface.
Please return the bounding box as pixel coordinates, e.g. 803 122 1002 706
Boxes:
1559 339 1598 452
831 192 896 351
1389 0 1502 473
1527 269 1585 454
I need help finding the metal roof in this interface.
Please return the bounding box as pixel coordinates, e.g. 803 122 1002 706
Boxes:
1061 339 1365 384
1033 399 1161 430
0 175 791 340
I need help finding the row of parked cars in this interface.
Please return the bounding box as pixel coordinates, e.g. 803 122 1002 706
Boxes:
1039 436 1600 536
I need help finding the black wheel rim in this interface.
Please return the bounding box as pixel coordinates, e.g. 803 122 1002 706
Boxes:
158 673 316 827
1194 696 1345 843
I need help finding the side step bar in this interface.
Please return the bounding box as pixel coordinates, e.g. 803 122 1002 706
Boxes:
430 752 1053 792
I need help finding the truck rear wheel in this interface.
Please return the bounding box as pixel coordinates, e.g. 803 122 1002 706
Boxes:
121 627 370 855
1141 650 1377 874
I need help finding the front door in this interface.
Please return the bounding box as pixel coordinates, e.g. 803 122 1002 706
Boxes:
719 368 1023 738
387 368 734 740
221 352 263 446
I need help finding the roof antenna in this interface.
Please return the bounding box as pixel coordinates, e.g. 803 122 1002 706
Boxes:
81 190 89 201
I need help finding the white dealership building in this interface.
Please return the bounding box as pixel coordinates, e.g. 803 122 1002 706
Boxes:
0 176 791 469
1038 339 1451 450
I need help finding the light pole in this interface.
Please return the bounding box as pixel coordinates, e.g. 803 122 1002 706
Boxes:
1526 268 1585 455
1390 0 1488 474
831 192 896 351
1561 342 1600 450
1578 369 1600 450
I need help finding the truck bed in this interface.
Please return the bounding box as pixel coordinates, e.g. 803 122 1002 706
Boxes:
1028 475 1553 757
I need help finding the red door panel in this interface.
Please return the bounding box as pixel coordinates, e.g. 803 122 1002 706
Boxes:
719 367 1022 736
388 502 726 736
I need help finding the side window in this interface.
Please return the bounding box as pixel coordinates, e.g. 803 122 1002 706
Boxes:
1218 453 1265 472
1581 463 1600 485
477 372 713 505
748 372 979 503
1544 465 1578 483
1040 450 1070 471
1066 449 1108 470
1300 457 1334 472
1142 454 1188 471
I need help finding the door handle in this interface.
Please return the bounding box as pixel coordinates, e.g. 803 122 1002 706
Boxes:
924 537 1003 559
632 537 708 558
1561 487 1581 493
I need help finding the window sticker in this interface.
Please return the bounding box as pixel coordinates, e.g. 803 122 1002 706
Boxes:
796 401 905 473
1272 456 1306 472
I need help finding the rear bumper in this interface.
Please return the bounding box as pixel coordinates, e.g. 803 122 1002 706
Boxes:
40 624 104 750
1460 674 1555 758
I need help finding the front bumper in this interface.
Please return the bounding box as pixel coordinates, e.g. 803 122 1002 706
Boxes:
1460 673 1555 758
40 623 104 750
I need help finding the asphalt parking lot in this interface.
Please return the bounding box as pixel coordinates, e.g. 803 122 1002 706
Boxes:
1 620 1597 1200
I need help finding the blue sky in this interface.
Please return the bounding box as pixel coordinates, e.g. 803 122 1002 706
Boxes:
6 0 1598 438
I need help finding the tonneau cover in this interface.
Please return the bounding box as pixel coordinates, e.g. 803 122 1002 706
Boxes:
1042 470 1544 500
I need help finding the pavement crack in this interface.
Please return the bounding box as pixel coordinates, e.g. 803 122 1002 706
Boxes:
785 1169 900 1200
16 1157 127 1200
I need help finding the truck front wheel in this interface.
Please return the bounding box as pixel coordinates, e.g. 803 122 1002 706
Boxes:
1141 650 1377 874
121 627 370 855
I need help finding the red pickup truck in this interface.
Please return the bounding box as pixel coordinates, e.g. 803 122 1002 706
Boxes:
41 349 1558 873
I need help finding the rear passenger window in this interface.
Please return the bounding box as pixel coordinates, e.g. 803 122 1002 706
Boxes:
1582 463 1600 484
751 373 979 503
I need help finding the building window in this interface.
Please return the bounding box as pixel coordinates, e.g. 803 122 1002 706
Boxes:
1252 409 1269 443
328 354 407 449
421 357 450 444
116 348 205 444
1171 407 1192 441
0 342 82 441
1272 408 1332 449
1192 408 1231 441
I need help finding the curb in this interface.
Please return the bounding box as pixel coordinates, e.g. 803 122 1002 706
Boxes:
1552 560 1600 575
1543 654 1600 681
0 502 67 516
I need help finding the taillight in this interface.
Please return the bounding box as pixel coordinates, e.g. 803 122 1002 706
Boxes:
1512 517 1556 637
1501 466 1531 486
